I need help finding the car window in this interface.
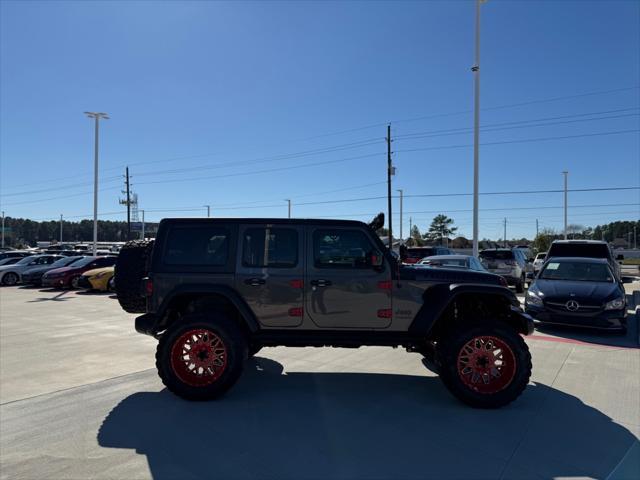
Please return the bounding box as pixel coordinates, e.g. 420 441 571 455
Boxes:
479 250 514 260
406 248 435 259
540 261 613 282
548 243 610 259
242 227 298 268
165 226 230 266
313 229 374 269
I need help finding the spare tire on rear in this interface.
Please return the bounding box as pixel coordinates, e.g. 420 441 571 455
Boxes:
115 240 155 313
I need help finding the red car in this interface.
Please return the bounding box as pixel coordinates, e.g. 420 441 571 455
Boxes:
42 256 117 289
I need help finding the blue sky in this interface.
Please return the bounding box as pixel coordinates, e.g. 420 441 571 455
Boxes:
1 0 639 240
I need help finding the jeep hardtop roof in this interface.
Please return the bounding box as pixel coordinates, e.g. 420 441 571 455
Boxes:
158 217 371 228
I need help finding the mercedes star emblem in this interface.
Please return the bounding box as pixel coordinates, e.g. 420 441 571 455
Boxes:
565 300 580 312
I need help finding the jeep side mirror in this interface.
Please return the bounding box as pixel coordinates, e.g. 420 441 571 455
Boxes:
370 250 384 267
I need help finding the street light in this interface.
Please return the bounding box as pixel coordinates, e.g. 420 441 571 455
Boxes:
285 199 291 219
471 0 486 257
396 189 404 242
562 171 568 240
84 112 109 256
204 205 211 217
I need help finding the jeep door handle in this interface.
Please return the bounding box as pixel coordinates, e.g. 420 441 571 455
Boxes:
244 278 266 286
311 279 332 287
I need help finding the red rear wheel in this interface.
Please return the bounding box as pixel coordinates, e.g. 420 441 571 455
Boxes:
170 328 228 387
456 336 516 394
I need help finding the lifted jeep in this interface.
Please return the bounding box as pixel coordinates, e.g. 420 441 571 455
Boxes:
115 215 533 408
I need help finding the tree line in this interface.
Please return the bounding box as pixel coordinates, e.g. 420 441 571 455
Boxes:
1 217 133 247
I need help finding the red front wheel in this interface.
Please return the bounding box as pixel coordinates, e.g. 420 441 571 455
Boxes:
439 323 531 408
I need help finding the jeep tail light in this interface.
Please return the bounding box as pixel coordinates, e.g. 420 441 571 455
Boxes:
142 278 153 296
288 307 303 317
377 309 392 319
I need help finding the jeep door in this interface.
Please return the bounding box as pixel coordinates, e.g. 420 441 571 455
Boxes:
305 226 391 328
235 224 304 327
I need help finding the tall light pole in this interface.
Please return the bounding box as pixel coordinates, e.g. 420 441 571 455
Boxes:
396 189 404 242
1 211 5 248
84 112 109 256
285 199 291 218
204 205 211 217
471 0 484 257
60 214 63 244
562 171 568 240
141 210 145 239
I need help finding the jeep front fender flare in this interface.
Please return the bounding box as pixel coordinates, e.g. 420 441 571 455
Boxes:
408 283 531 336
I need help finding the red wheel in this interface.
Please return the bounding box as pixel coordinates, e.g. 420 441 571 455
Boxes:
170 328 228 387
456 335 516 394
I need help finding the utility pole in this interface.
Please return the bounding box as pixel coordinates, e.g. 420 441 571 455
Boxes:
141 210 145 239
285 199 291 219
84 111 109 256
471 0 483 258
503 218 507 248
562 171 568 240
60 214 63 244
634 226 637 249
397 189 404 242
386 124 393 249
535 219 539 238
409 216 413 242
204 205 211 217
1 211 4 248
125 167 131 239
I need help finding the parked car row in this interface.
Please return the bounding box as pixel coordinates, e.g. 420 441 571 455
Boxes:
0 253 117 292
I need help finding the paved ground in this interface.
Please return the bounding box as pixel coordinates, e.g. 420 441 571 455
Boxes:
1 284 639 480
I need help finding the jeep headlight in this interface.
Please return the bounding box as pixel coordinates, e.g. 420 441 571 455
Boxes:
526 289 543 307
604 297 625 310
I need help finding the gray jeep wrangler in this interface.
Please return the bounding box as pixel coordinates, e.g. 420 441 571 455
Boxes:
115 215 533 408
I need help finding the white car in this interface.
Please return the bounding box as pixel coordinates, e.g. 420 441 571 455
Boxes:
532 252 547 274
0 255 61 286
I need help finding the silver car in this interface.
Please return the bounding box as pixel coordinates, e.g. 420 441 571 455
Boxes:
479 248 528 293
0 255 61 286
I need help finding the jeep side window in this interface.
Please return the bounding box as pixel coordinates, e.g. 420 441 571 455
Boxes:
242 228 298 268
165 227 230 265
313 229 374 268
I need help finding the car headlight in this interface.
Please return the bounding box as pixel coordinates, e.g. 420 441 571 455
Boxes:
605 297 625 310
526 289 544 307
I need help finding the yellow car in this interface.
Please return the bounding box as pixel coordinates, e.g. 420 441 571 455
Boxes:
78 266 115 292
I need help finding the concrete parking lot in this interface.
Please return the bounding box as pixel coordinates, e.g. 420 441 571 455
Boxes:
1 285 639 480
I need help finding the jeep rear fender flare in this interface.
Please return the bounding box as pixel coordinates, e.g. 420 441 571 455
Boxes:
409 283 524 336
157 284 260 333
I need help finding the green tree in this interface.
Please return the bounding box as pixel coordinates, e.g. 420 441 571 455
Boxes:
423 214 457 245
531 228 558 254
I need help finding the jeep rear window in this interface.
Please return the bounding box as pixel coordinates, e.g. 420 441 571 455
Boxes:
164 227 230 266
242 228 298 268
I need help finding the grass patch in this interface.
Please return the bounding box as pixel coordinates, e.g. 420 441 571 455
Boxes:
622 258 640 265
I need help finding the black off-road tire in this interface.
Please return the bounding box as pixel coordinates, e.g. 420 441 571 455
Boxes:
156 313 248 401
438 321 531 409
114 240 155 313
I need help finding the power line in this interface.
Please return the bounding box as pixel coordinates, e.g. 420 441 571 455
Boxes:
395 129 640 155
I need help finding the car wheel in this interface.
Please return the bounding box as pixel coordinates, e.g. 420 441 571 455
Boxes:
2 272 19 286
438 322 532 408
156 313 248 401
69 276 81 289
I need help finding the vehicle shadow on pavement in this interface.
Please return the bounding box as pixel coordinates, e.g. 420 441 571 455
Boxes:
27 290 73 302
97 357 637 480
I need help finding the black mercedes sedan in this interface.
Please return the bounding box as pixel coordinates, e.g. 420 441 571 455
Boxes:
525 257 628 331
21 256 86 287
